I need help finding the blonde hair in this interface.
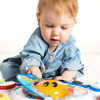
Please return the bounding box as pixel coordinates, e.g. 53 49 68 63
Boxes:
37 0 78 18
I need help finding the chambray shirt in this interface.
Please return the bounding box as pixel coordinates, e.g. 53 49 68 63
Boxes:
20 27 84 79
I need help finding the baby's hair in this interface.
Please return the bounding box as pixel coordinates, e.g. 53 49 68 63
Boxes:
37 0 78 18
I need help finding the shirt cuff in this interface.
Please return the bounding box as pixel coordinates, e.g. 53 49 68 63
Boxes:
61 63 84 78
20 58 45 74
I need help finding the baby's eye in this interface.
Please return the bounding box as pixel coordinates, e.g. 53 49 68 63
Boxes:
61 27 69 30
45 25 54 28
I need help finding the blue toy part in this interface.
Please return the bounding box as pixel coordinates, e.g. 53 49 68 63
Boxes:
63 81 89 88
15 82 21 86
63 80 100 93
17 74 47 99
88 82 100 92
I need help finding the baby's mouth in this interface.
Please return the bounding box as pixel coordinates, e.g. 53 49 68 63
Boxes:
51 39 59 41
51 38 59 44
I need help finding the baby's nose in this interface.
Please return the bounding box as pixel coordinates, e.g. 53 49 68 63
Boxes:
52 27 61 36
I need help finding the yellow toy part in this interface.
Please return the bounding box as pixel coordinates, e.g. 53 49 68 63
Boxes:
36 80 71 98
0 93 11 100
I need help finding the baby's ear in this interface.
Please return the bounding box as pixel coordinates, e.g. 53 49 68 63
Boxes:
72 18 77 26
74 18 77 24
36 13 40 26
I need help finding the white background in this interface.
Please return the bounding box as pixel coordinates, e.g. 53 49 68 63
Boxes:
0 0 100 53
0 0 100 82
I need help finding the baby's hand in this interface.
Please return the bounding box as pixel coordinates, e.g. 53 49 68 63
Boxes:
28 66 42 78
55 70 77 82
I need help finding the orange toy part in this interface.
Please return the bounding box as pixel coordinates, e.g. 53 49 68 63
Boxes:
0 93 11 100
36 80 71 98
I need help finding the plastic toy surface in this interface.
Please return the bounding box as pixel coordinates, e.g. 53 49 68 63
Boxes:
0 93 11 100
36 80 71 98
89 82 100 92
0 81 16 90
17 73 88 100
96 95 100 100
17 74 47 99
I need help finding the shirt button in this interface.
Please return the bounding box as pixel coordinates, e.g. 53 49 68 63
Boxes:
45 66 48 69
49 56 53 59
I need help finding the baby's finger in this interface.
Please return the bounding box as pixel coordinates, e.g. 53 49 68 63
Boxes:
27 70 31 73
36 74 42 78
55 76 61 80
31 71 42 78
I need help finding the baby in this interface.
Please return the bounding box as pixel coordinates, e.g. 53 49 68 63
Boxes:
0 0 84 81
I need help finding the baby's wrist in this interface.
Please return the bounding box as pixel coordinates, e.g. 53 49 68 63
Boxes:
30 65 39 68
61 75 73 82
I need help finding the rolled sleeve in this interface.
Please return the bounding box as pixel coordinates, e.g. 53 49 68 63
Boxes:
20 58 45 74
19 27 47 74
61 48 84 78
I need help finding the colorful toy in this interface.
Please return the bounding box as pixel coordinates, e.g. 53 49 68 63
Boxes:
36 80 71 98
0 80 6 83
44 95 53 100
17 73 88 100
89 82 100 92
11 86 43 100
0 93 11 100
17 74 47 99
0 81 16 90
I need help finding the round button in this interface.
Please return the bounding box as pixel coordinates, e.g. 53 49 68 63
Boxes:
49 56 53 59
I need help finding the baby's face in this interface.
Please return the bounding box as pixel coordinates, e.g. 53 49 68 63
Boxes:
37 8 76 52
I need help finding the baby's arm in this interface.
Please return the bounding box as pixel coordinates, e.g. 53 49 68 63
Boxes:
55 70 77 82
28 66 42 78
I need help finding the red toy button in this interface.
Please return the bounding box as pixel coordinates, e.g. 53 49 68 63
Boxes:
96 95 100 100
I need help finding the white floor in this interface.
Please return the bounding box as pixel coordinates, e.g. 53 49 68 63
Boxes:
79 52 100 83
0 52 100 83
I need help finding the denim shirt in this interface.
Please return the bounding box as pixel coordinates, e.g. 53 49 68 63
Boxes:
20 27 84 79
